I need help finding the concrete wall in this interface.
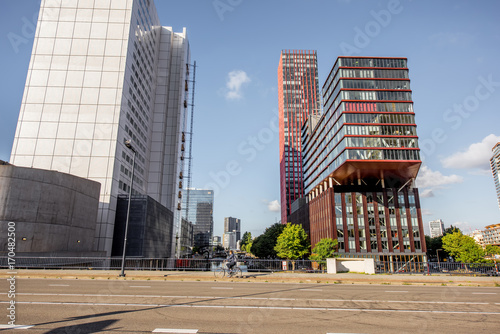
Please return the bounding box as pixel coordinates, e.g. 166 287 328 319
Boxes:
327 258 376 274
0 164 100 254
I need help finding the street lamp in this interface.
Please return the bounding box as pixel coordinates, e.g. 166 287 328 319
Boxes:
119 139 136 277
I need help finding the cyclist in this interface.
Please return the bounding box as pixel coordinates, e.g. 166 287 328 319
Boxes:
226 250 237 273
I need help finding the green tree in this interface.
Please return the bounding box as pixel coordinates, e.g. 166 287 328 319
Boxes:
442 231 487 263
485 245 500 257
274 223 310 270
425 225 461 261
240 231 252 250
242 240 253 254
309 238 338 272
250 223 285 258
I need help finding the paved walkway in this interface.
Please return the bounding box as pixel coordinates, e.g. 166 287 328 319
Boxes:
1 269 499 287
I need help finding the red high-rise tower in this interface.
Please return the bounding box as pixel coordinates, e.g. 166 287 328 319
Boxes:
278 50 320 225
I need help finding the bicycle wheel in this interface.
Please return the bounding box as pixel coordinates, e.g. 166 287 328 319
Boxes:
214 267 225 278
232 267 242 278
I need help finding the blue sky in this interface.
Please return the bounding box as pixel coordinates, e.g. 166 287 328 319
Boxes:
1 0 500 239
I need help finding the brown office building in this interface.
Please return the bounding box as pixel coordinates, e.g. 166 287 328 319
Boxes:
302 57 426 267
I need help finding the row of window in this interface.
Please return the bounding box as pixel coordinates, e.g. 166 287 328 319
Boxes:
345 137 418 149
346 148 420 161
344 124 417 136
324 79 410 108
344 113 415 125
323 66 409 98
339 58 407 69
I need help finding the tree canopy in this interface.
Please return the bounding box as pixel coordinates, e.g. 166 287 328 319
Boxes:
442 231 487 263
250 223 285 258
309 238 338 271
274 223 310 261
240 231 252 250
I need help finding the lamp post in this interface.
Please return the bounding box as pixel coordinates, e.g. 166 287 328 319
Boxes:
119 139 136 277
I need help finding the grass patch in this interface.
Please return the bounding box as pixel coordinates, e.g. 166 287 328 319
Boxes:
494 282 500 287
402 283 411 285
441 283 447 286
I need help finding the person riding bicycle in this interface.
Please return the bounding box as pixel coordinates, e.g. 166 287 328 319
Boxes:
226 250 237 273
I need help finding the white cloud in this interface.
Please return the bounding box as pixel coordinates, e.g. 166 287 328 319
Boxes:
267 200 280 212
415 165 463 189
441 134 500 171
225 70 250 100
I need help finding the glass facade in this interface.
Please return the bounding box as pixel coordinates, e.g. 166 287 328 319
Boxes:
305 57 426 260
183 189 214 249
278 50 320 224
302 57 420 194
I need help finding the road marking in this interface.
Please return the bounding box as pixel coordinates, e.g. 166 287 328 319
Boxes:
48 284 69 287
129 286 151 288
11 293 492 305
211 287 233 290
385 291 408 293
153 329 198 333
5 301 500 315
0 324 34 329
472 293 496 295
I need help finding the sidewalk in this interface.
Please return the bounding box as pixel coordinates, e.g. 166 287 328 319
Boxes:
1 269 499 287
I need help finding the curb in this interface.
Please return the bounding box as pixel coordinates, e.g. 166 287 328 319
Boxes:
1 270 499 287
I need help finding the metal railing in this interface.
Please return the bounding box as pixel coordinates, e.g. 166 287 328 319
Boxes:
0 257 497 275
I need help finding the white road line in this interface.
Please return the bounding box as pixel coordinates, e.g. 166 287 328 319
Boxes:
385 291 408 293
4 301 500 315
129 286 151 288
10 293 493 305
211 287 233 290
153 329 198 333
472 292 497 295
0 324 34 329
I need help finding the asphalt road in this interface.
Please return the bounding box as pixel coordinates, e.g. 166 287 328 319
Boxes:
0 278 499 333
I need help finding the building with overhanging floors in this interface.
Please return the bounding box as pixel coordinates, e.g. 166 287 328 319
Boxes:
302 56 426 268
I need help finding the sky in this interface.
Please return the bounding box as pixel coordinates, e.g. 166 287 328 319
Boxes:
1 0 500 239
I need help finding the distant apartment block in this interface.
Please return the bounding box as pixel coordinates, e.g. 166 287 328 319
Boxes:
483 224 500 247
9 0 192 256
224 216 241 242
223 231 237 250
429 219 445 238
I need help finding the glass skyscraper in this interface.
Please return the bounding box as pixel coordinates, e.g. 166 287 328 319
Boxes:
302 56 426 265
183 189 214 250
10 0 191 256
277 50 320 224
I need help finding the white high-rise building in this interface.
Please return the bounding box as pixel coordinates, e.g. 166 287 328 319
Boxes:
10 0 191 256
490 142 500 210
429 219 445 238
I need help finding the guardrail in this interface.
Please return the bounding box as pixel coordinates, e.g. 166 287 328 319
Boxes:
0 257 498 275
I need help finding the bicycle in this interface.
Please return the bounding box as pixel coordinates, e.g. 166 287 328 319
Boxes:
214 262 242 278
